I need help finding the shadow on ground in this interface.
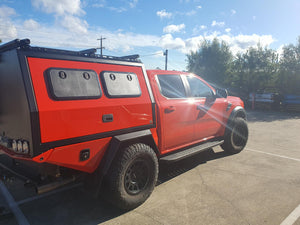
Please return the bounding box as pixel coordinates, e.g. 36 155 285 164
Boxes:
0 149 231 225
247 110 300 122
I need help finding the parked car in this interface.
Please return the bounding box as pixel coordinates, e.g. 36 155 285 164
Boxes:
282 94 300 111
248 91 281 110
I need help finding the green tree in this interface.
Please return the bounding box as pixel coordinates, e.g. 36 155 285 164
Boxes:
230 44 279 94
277 37 300 94
187 38 232 87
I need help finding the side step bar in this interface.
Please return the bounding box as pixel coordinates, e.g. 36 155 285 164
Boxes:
160 140 224 163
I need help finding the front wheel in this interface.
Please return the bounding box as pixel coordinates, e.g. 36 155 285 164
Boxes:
221 117 248 154
104 143 158 210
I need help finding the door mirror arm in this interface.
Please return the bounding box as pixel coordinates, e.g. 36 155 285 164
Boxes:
216 88 228 98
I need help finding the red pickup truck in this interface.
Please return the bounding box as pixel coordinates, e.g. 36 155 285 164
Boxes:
0 39 248 210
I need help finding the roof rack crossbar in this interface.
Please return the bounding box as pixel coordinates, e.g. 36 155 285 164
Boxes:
78 48 97 55
0 39 30 53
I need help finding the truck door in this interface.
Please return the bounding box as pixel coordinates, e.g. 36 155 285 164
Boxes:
155 74 195 152
185 75 227 141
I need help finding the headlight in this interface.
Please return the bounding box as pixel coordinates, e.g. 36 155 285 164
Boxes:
22 141 29 154
12 140 18 152
17 140 23 153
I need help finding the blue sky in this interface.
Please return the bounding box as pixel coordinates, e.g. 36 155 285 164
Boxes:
0 0 299 70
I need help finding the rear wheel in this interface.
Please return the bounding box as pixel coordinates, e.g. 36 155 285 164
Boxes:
221 117 248 154
104 143 158 210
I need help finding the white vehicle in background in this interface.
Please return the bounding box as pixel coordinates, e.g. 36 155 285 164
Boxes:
248 91 281 110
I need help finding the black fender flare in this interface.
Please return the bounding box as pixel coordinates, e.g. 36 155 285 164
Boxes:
228 106 247 122
89 129 158 197
224 106 247 136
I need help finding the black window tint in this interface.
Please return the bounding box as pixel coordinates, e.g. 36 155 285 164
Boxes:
101 71 141 98
187 76 213 98
46 68 101 100
157 75 186 98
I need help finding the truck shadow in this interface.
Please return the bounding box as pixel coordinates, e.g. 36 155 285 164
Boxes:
157 148 228 185
247 110 300 122
1 149 230 225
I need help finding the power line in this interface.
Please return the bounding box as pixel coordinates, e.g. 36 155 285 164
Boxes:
140 52 163 57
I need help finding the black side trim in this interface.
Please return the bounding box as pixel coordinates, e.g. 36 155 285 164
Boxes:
39 124 156 153
114 129 152 142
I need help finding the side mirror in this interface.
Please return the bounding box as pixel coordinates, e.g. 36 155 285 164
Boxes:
216 88 228 98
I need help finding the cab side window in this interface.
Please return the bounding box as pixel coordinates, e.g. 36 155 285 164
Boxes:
157 75 186 98
187 76 213 98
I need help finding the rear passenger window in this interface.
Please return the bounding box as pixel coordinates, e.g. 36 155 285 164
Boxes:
101 71 141 98
46 68 101 100
157 75 186 98
187 76 213 98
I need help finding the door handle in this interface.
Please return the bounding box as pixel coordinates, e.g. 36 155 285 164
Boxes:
164 106 175 113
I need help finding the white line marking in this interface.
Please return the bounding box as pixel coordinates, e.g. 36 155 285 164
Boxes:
247 148 300 224
246 148 300 162
280 204 300 225
0 181 30 225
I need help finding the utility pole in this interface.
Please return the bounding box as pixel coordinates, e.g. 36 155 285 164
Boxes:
163 49 168 70
97 36 106 56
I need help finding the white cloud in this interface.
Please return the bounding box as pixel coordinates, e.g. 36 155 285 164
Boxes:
92 3 105 8
61 15 88 34
32 0 84 16
186 10 196 16
159 34 185 49
157 9 172 19
108 6 127 13
163 24 185 33
211 20 225 27
0 5 17 39
197 5 202 9
31 0 88 34
277 45 285 59
234 34 274 49
184 34 275 55
129 0 138 8
23 19 40 30
192 25 207 35
0 5 16 17
225 28 231 33
231 9 236 15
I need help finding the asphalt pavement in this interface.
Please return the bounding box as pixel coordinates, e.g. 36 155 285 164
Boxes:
1 110 300 225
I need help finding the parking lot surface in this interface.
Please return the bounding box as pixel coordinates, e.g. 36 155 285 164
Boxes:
1 110 300 225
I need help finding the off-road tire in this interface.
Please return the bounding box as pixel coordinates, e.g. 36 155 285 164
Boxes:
104 143 158 210
221 117 248 154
